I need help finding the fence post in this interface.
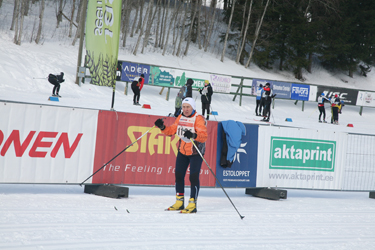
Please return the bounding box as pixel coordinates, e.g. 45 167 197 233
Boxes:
359 106 363 116
166 87 170 101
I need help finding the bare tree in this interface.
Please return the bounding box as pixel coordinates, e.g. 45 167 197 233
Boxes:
12 0 20 43
122 0 132 47
133 1 151 55
154 0 161 48
130 1 139 37
56 0 64 28
163 1 181 56
176 1 188 57
35 0 45 44
68 0 76 37
141 0 155 53
245 0 270 68
75 0 82 23
11 0 20 31
136 0 145 34
184 0 198 56
160 0 170 49
221 0 236 62
72 0 85 46
15 0 26 45
197 0 202 49
204 0 217 52
236 0 253 64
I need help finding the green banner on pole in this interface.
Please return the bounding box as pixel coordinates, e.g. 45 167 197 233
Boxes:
85 0 122 87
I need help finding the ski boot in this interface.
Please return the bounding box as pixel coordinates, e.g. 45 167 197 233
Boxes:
166 195 184 211
180 198 197 213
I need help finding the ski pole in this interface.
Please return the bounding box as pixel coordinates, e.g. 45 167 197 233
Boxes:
189 137 245 220
33 77 47 79
80 125 157 186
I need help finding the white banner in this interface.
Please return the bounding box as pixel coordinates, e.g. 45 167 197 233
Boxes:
356 91 375 107
256 126 347 189
0 103 98 183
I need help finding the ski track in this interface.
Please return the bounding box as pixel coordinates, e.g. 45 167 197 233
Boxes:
1 186 375 249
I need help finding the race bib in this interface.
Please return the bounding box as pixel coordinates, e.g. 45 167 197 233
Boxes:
177 115 196 142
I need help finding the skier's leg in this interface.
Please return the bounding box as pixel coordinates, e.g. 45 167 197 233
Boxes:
175 152 190 194
188 154 203 200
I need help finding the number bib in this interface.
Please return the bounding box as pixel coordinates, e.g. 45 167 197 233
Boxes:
177 115 197 142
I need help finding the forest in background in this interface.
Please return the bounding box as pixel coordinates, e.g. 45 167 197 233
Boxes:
2 0 375 81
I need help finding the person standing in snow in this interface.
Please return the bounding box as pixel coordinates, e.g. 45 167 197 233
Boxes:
173 78 193 117
317 92 330 123
199 80 213 120
255 84 263 116
154 97 207 213
330 94 341 124
262 83 276 122
48 72 64 97
131 74 145 105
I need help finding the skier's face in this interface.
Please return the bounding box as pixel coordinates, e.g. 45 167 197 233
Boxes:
182 103 193 116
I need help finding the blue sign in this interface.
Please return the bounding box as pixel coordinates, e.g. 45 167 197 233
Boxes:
120 61 150 84
291 83 310 101
215 123 258 188
252 79 291 99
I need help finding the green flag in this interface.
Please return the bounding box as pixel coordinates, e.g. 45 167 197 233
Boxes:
85 0 122 87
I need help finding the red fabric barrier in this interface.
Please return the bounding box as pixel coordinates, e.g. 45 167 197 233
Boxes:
92 111 218 187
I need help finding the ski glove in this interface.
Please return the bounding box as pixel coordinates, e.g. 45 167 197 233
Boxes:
155 118 165 130
271 94 277 98
183 130 197 139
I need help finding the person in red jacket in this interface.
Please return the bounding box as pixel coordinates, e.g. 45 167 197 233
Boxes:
131 74 145 105
154 97 208 213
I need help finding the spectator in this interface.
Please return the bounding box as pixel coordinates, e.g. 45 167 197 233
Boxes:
317 92 330 123
255 84 263 116
199 80 213 120
173 78 193 117
262 83 276 122
330 94 341 124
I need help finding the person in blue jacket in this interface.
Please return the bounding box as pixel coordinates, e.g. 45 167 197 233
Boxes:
255 84 263 116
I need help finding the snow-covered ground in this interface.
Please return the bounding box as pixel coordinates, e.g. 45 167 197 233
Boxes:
1 1 375 249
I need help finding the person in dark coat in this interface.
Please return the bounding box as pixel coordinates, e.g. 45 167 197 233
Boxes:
48 72 64 97
262 82 276 122
199 80 213 120
131 73 144 105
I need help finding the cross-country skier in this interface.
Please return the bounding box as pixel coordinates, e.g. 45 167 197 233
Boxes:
48 72 64 97
131 74 145 105
154 97 207 213
317 92 330 123
255 84 263 116
330 94 341 124
262 83 276 122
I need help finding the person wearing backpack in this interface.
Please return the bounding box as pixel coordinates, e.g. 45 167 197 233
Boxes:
173 78 193 117
48 72 64 97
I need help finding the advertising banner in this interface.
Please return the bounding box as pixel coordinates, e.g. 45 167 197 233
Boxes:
291 84 310 101
85 0 122 87
92 112 218 186
119 61 150 84
149 66 175 86
256 126 347 189
0 103 98 183
356 91 375 107
252 79 291 99
308 85 318 101
316 86 358 105
215 123 258 187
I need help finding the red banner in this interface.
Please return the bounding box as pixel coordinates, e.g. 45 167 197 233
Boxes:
92 111 218 187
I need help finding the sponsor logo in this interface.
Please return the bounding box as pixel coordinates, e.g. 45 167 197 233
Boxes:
292 86 309 97
269 137 336 171
0 130 83 158
322 91 347 100
126 126 180 156
234 142 247 163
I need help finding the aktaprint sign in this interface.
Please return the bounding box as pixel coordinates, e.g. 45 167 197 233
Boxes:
269 137 336 171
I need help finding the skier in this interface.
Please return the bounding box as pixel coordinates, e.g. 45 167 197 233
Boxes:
317 92 330 123
154 97 207 213
199 80 213 120
131 74 145 105
330 94 341 124
255 84 263 116
262 83 276 122
48 72 64 97
173 78 193 117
